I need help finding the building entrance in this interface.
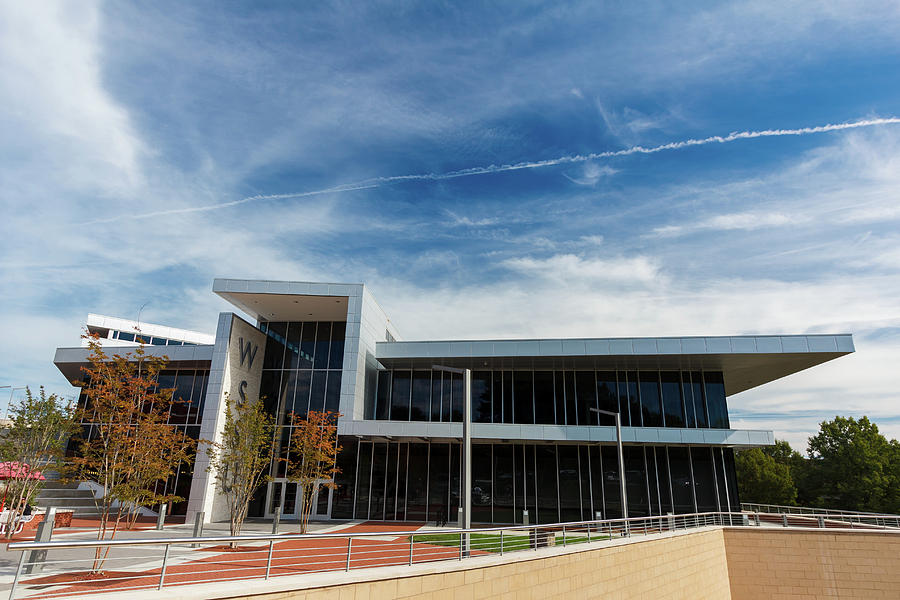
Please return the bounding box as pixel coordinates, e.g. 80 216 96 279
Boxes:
265 479 332 520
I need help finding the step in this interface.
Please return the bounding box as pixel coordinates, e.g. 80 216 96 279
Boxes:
36 488 96 499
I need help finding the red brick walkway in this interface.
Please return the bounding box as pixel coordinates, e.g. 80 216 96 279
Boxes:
19 522 480 598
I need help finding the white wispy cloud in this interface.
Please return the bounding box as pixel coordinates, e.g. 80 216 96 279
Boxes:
85 116 900 224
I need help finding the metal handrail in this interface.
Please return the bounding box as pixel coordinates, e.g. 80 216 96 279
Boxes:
6 510 900 599
5 512 735 551
740 502 900 518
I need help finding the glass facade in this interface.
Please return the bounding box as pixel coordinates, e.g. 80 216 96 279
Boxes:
73 367 209 515
368 368 729 428
256 320 345 481
332 438 739 523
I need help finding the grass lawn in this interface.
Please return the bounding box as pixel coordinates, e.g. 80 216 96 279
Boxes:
411 531 610 553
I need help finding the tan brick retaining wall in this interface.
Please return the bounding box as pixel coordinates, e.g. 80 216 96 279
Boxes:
724 528 900 600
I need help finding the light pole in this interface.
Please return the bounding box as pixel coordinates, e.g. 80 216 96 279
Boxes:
433 365 471 556
0 386 26 420
590 408 628 522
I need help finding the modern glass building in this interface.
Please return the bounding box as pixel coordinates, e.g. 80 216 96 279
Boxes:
53 279 854 525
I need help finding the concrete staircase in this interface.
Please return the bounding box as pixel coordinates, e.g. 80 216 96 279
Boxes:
34 481 101 517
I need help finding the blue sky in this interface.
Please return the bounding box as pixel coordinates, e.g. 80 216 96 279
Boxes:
2 1 899 450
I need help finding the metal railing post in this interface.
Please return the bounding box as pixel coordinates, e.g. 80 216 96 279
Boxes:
265 540 274 579
782 514 789 528
158 544 170 590
587 523 591 544
818 516 825 528
409 534 414 565
500 530 504 555
562 525 566 547
345 537 352 571
459 533 463 560
8 551 26 600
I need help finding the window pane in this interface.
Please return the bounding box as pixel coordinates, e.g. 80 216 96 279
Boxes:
332 438 357 519
370 443 387 521
263 322 287 369
385 443 399 520
427 444 449 523
491 371 503 424
690 371 708 428
660 371 685 428
324 370 341 413
533 371 555 425
309 370 327 414
375 371 391 420
314 322 331 370
299 322 316 369
536 446 558 524
397 443 408 519
472 371 492 423
692 447 717 512
406 443 428 520
391 370 411 421
284 322 303 370
292 370 312 417
441 372 452 422
355 442 372 519
564 371 577 425
329 322 345 369
554 372 566 426
601 446 623 519
639 372 662 427
589 446 605 520
410 371 431 421
575 371 596 427
704 372 729 428
647 448 660 516
451 373 463 422
472 445 493 523
579 446 592 521
625 372 641 427
493 445 514 523
595 372 618 426
668 447 694 513
513 371 534 425
449 444 461 522
657 448 672 514
625 446 649 517
431 371 443 422
502 371 513 424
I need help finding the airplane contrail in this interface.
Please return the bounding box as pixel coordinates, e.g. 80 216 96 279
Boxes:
88 116 900 224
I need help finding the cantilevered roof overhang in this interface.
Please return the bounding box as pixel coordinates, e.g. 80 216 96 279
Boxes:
376 334 853 396
53 345 214 384
213 279 359 323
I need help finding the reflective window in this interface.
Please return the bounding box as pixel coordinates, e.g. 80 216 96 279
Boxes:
390 370 411 421
575 371 596 427
533 371 555 425
513 371 534 425
639 372 662 427
595 372 618 426
704 372 729 428
472 371 492 423
410 371 431 421
660 371 684 428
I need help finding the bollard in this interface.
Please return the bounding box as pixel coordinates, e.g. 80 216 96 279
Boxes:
191 511 205 548
156 504 167 531
272 511 281 535
26 508 56 574
522 510 529 526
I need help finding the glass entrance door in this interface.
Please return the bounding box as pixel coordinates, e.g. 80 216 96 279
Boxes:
265 479 333 520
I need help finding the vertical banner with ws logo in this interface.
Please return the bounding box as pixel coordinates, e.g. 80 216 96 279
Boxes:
227 315 267 408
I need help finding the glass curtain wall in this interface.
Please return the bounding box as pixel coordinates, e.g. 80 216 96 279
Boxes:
73 368 209 516
257 321 345 479
369 369 729 429
333 440 739 524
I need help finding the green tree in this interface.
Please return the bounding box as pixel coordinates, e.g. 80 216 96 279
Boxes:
736 445 798 506
205 394 275 542
0 387 77 538
805 416 896 513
